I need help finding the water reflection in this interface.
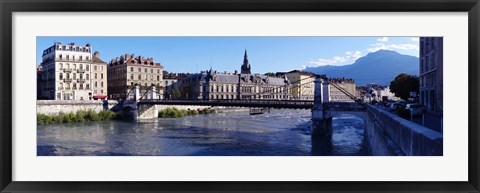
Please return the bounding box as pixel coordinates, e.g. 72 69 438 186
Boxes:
37 109 370 156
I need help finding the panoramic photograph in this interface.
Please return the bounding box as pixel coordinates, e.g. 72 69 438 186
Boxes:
36 36 443 156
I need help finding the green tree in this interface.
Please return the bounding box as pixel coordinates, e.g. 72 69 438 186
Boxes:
390 73 419 100
264 72 276 77
173 88 181 99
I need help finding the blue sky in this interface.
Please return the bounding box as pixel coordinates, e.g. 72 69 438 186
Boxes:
37 37 419 74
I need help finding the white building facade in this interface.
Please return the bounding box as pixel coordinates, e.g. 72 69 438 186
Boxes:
38 42 95 100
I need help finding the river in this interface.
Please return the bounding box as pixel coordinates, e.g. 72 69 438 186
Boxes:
37 109 370 156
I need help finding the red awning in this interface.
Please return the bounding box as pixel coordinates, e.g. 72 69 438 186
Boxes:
93 95 108 99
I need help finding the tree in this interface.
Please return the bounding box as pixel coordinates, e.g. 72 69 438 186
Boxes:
389 73 419 100
264 72 276 77
173 88 181 99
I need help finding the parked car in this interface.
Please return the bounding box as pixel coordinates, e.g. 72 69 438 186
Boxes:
389 101 406 111
406 103 425 116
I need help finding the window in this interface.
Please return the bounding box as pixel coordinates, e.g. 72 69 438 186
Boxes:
95 82 97 87
157 76 160 81
59 73 63 80
101 90 104 94
138 74 141 80
94 73 97 79
79 56 83 61
145 68 147 73
130 74 134 80
150 69 153 73
73 73 76 80
86 65 89 71
66 55 70 60
157 69 160 73
59 63 63 70
94 65 97 71
101 66 104 71
131 67 134 72
138 68 141 72
80 74 83 80
59 54 63 59
73 64 76 70
101 73 104 79
80 64 83 69
101 82 104 87
86 74 89 80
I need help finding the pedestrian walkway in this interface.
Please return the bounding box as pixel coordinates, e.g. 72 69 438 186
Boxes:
412 113 443 133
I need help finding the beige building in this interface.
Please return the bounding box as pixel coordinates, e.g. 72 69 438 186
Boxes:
91 52 108 100
107 54 164 99
284 70 316 100
328 78 356 102
172 51 292 100
38 42 96 100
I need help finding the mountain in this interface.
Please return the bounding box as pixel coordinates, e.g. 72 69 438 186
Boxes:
304 50 419 86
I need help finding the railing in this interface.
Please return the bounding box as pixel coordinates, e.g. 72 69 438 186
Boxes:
77 69 86 73
78 79 86 83
63 69 72 73
63 78 73 83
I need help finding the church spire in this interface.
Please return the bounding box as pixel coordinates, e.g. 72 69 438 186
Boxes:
241 49 251 74
244 49 248 62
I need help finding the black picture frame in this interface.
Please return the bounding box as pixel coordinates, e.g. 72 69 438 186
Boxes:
1 0 479 192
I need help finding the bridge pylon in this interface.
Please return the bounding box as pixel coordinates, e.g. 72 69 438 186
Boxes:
312 76 333 136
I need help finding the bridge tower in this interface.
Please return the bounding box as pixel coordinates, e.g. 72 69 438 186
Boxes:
128 84 159 120
311 76 333 136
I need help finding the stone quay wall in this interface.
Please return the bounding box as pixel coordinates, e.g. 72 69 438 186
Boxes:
37 100 119 115
311 103 443 156
365 105 443 156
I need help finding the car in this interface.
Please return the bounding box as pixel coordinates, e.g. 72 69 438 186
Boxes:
389 101 406 111
406 103 425 116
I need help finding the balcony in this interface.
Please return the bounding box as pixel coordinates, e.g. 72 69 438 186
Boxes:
77 69 86 73
78 79 86 83
57 87 64 90
63 78 72 83
79 87 84 90
63 68 72 73
73 87 77 90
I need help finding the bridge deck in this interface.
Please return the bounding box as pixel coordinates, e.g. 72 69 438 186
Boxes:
137 99 314 109
137 99 366 110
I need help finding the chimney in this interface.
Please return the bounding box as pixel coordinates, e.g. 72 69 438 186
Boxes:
94 51 100 58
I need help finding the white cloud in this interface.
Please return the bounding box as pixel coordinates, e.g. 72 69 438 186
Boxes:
410 37 419 42
309 51 363 67
367 42 419 52
377 37 389 42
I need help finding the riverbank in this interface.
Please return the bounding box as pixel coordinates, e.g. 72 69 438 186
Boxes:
37 109 117 125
